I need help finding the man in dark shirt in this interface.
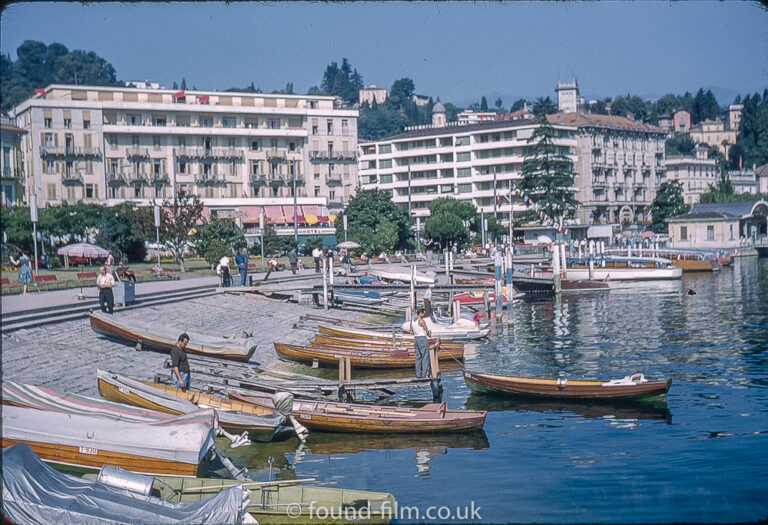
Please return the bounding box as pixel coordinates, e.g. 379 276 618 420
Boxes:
170 333 191 391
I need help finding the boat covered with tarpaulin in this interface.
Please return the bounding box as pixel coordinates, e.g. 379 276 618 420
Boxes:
90 311 257 361
1 443 254 525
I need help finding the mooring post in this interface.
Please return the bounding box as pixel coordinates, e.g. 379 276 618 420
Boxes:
505 250 514 324
345 356 351 384
552 243 562 295
409 265 416 309
322 258 328 311
494 251 503 321
483 290 490 319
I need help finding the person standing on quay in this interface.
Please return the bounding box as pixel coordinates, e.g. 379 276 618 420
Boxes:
105 251 115 278
96 265 115 314
218 254 231 287
170 333 191 391
9 251 34 295
410 308 432 378
288 247 298 275
235 248 248 286
312 246 322 273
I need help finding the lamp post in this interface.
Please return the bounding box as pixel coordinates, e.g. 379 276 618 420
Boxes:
30 194 39 277
343 214 348 242
407 165 412 215
493 165 498 227
291 160 298 244
259 207 265 270
152 203 162 267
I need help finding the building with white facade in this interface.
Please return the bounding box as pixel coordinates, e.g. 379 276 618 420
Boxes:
12 84 358 208
456 110 500 125
1 113 26 206
357 117 578 229
556 80 582 113
546 113 667 224
664 146 718 205
358 85 387 106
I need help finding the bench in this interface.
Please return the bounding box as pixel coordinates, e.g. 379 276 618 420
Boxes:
77 272 99 287
33 274 68 291
150 267 178 280
1 277 23 294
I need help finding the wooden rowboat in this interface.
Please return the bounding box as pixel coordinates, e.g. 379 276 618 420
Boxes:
90 311 256 362
2 404 217 477
230 391 486 433
314 333 465 350
318 324 461 343
97 370 287 442
464 370 671 401
85 464 396 525
275 342 463 369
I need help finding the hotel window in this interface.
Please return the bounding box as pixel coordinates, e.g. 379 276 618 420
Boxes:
267 118 280 129
179 161 186 174
153 116 166 126
200 117 213 127
680 226 688 241
83 116 91 129
327 119 333 134
251 139 259 151
289 140 296 152
729 224 734 240
457 183 472 193
44 133 55 147
153 136 161 150
127 113 141 125
110 159 118 174
176 115 190 127
456 136 470 146
44 117 52 128
85 184 95 199
251 160 259 174
378 144 391 154
155 184 163 199
223 117 236 128
707 225 715 240
44 159 54 173
380 174 393 183
380 159 392 169
133 184 142 198
457 167 471 178
456 152 471 162
314 187 321 197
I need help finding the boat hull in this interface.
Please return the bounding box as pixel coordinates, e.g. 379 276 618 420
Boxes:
313 333 464 350
464 371 671 401
275 342 463 369
230 392 486 433
565 267 682 281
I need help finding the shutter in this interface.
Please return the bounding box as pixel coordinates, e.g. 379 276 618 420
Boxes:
63 110 72 119
43 110 52 119
40 132 44 145
94 184 99 198
162 159 166 173
84 135 92 147
83 111 91 120
54 134 59 147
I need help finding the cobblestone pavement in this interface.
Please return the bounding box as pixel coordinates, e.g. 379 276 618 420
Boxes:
1 292 356 397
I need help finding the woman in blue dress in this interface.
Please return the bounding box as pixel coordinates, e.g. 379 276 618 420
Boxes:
10 251 33 294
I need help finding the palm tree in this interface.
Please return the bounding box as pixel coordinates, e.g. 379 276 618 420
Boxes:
533 96 557 117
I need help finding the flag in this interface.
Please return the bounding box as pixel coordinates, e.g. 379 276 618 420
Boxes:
35 88 45 95
198 95 209 103
173 90 185 99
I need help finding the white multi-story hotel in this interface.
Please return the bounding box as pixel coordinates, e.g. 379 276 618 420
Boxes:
12 84 359 208
1 113 26 206
665 146 718 205
357 107 579 227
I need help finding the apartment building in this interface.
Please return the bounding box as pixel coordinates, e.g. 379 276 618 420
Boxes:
689 119 737 159
1 113 26 206
12 84 358 207
546 113 667 224
664 146 718 205
357 117 579 227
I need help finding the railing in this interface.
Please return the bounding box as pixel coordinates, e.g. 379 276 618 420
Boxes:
249 173 268 185
149 172 170 183
310 150 356 162
61 172 84 184
39 146 101 157
176 147 243 159
326 175 343 185
126 148 150 158
194 174 226 185
126 172 149 184
266 150 287 161
106 173 127 185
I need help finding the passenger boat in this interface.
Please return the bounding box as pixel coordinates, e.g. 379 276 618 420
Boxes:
2 444 254 525
564 256 682 281
400 316 491 340
90 311 257 362
463 370 671 401
97 370 287 442
1 404 217 476
367 268 436 284
274 342 463 369
229 391 486 433
313 333 465 351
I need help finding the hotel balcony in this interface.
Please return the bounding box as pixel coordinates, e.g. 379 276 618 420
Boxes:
125 172 149 184
309 150 356 163
61 172 84 185
149 172 170 183
106 173 127 185
175 147 243 160
326 174 344 186
39 146 101 157
2 167 23 180
265 150 287 161
591 179 608 188
126 148 150 158
194 173 227 186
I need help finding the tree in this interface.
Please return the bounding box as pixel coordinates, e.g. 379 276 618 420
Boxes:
259 225 282 256
191 216 246 266
423 198 478 249
320 58 362 104
480 96 489 111
654 94 681 116
159 191 204 272
665 135 695 156
335 190 413 254
734 92 768 168
516 118 579 222
494 97 503 110
511 98 527 112
650 180 688 233
533 96 557 117
180 78 187 90
388 78 415 109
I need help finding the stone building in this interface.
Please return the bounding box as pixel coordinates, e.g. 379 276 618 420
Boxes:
547 113 667 224
12 84 358 207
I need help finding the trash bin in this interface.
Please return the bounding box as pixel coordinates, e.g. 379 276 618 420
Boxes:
248 275 253 287
114 281 135 307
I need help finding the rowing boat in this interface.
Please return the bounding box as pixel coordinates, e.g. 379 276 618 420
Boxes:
318 324 461 343
464 370 671 401
90 311 257 362
2 444 254 525
83 463 396 525
313 333 465 350
367 268 436 284
97 370 287 442
229 391 486 433
275 342 463 369
2 404 217 476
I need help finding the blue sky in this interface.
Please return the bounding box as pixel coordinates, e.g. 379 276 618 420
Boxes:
2 1 767 106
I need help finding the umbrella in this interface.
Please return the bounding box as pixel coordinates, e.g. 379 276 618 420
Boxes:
336 241 361 249
57 243 109 258
304 214 319 225
640 231 656 239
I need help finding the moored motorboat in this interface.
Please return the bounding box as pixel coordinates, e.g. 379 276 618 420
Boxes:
367 268 436 284
318 324 460 344
274 342 463 369
229 391 487 433
97 370 288 442
90 311 257 362
2 443 254 525
565 256 682 281
464 370 671 401
1 404 217 476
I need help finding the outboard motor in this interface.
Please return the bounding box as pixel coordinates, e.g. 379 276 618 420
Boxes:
273 391 309 443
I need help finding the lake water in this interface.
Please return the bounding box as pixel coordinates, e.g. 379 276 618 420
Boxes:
227 258 768 523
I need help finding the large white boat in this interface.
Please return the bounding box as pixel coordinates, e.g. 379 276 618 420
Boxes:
401 315 491 340
565 256 682 281
368 268 436 284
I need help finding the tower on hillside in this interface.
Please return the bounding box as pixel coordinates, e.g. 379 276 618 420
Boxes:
432 100 446 127
556 79 580 113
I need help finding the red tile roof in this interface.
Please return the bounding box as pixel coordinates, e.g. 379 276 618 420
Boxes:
547 112 664 133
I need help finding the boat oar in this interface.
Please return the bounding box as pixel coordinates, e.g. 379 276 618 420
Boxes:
178 478 317 494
